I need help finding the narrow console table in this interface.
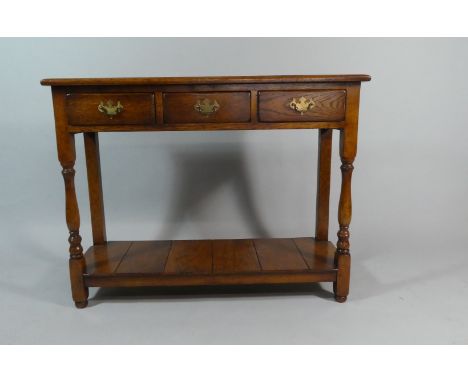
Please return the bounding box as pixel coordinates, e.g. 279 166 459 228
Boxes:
41 75 371 308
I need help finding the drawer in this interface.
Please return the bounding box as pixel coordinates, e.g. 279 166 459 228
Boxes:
163 92 250 124
66 93 155 125
258 90 346 122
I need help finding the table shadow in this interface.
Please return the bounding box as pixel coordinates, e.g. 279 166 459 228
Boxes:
157 139 269 239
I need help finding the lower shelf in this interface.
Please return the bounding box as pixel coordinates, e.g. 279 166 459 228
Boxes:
83 237 337 287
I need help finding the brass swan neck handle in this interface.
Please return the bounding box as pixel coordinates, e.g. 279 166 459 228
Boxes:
194 98 220 115
98 100 124 118
288 96 315 115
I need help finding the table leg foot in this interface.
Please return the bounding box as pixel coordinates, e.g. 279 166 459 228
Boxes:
74 300 88 309
334 295 347 303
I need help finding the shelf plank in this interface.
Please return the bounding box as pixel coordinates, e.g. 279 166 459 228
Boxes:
84 241 132 274
164 240 213 274
253 239 309 271
293 237 336 271
116 241 172 274
212 239 260 274
83 237 337 288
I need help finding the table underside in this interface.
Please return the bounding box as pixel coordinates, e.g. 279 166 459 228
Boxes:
83 237 337 287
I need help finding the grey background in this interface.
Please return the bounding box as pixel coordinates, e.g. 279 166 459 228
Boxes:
0 38 467 344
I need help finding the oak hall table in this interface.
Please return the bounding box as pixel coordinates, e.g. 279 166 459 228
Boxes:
41 75 371 308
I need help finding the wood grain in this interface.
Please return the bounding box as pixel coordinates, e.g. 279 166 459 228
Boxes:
334 83 361 302
163 92 250 123
52 87 89 308
66 93 155 126
84 132 106 244
83 238 336 276
315 129 333 240
164 240 213 274
116 241 172 274
41 74 372 86
293 237 335 270
82 238 337 288
258 90 346 122
254 239 308 271
212 239 260 273
84 241 132 275
85 271 336 287
68 121 345 133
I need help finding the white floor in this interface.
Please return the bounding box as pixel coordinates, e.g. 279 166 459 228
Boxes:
1 221 467 344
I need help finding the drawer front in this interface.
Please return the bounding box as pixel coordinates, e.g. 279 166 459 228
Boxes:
258 90 346 122
66 93 155 125
163 92 251 124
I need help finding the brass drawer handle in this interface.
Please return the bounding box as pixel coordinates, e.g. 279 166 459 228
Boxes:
98 100 124 118
288 96 315 115
194 98 220 116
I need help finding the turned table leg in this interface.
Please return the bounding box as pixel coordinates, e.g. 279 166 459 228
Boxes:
62 165 89 308
333 84 360 303
334 156 353 302
52 88 88 308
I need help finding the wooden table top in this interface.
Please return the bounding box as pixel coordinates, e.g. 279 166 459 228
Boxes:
41 74 371 86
